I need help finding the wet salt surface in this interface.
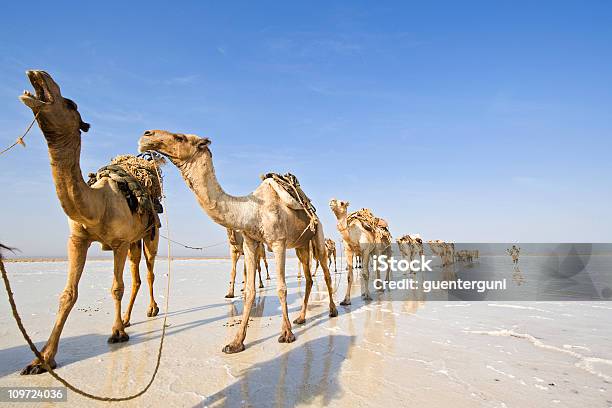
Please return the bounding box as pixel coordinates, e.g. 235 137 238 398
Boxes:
0 257 611 407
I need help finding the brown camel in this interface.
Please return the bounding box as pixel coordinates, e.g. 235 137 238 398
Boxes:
325 238 337 272
329 199 392 305
428 240 453 267
139 130 338 353
225 229 269 298
397 234 423 263
18 71 160 375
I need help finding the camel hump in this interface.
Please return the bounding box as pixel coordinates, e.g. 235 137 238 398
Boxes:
262 178 303 210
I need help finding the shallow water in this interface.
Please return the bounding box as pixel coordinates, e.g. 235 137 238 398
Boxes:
0 258 610 407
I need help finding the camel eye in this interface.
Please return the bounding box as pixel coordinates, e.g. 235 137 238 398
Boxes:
173 134 186 142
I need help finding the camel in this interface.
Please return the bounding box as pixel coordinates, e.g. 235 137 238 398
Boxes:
18 71 160 375
325 238 337 272
397 234 423 263
329 199 392 304
138 130 338 353
225 229 269 298
311 238 337 276
507 245 520 265
428 240 453 267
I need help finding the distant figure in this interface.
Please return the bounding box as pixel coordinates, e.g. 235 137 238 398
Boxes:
506 245 521 265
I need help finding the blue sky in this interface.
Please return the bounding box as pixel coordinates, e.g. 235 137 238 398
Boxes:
1 1 611 257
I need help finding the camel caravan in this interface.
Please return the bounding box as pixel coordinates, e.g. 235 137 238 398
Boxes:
11 70 478 373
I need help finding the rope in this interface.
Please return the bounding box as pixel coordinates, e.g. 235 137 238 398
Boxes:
159 236 226 251
0 153 173 402
0 114 38 156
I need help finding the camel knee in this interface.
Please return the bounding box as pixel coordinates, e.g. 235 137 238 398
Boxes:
111 285 125 300
276 285 287 298
59 288 78 309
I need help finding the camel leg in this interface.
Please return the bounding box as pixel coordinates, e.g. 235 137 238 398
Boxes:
273 241 294 343
21 236 90 375
361 248 373 301
333 251 337 272
108 243 130 343
144 231 159 317
226 249 239 298
222 237 258 354
242 261 247 295
122 240 142 327
313 232 338 318
297 252 302 279
262 248 270 280
256 251 264 289
293 246 312 324
340 245 354 306
385 246 393 284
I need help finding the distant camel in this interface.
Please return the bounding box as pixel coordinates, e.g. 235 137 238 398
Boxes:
325 238 337 272
329 200 392 304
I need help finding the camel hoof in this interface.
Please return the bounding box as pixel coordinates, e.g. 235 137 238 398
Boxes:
147 304 159 317
222 343 245 354
107 331 129 344
266 276 271 280
293 317 306 325
362 294 373 301
329 307 338 318
259 283 264 289
278 332 296 343
224 293 235 299
340 299 351 306
20 359 56 375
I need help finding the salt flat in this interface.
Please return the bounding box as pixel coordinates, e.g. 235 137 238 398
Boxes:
0 257 610 407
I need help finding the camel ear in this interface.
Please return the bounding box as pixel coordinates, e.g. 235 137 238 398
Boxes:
80 121 90 132
197 138 211 150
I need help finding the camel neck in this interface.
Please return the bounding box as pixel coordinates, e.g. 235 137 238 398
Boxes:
334 212 351 242
46 133 100 225
178 152 253 231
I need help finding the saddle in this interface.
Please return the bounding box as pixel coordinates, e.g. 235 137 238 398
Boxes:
87 155 163 248
260 172 318 233
347 208 392 243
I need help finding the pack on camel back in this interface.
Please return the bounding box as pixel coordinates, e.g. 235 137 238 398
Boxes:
87 153 164 250
348 208 392 244
260 172 319 233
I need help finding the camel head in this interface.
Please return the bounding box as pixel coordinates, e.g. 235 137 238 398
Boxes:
329 198 350 217
138 130 211 165
19 70 90 141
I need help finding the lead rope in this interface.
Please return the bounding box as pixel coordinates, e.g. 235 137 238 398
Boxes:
0 153 172 402
0 113 38 156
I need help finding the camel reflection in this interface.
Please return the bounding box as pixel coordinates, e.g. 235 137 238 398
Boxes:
200 336 354 407
512 266 525 286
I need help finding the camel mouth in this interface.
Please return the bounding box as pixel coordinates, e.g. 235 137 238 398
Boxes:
19 70 54 109
138 136 163 155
